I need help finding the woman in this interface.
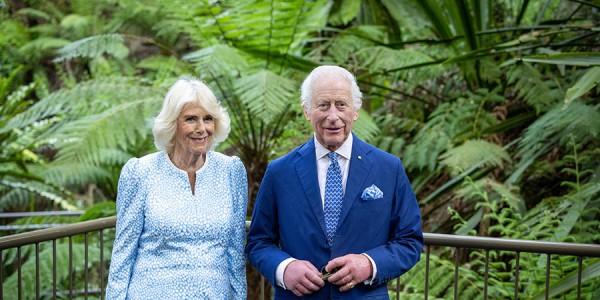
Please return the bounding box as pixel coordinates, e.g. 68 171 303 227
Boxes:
106 77 248 299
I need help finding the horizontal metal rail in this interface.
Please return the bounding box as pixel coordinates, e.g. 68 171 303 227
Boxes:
0 217 116 250
2 217 599 257
0 211 85 218
0 216 599 300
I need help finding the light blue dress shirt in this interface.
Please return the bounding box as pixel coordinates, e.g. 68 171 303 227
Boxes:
105 151 248 299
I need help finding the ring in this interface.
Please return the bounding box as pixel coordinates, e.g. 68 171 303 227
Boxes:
347 281 355 289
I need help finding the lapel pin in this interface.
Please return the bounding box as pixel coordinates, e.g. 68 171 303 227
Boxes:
358 156 362 160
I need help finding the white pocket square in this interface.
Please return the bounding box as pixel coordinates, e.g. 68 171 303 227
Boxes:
361 184 383 200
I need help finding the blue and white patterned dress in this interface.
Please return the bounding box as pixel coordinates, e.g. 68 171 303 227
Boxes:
105 151 248 299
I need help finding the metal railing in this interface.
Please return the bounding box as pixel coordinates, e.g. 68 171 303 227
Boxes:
0 216 599 299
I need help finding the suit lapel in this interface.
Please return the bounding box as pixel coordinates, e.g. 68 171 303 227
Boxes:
338 134 373 228
294 139 329 236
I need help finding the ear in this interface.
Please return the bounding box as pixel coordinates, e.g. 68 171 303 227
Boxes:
353 109 359 121
302 101 311 120
303 108 311 120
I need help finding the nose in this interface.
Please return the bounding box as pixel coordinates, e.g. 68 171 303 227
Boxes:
195 120 205 134
326 106 340 121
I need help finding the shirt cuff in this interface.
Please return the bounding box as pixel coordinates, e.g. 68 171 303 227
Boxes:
362 253 377 285
275 258 297 289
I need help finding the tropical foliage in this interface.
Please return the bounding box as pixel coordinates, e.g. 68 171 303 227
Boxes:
1 0 599 298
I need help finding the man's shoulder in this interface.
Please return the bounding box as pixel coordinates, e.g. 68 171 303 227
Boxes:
268 139 311 167
355 137 398 159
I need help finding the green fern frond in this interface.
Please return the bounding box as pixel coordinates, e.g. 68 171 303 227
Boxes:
234 70 297 123
356 46 444 85
324 26 382 63
17 37 71 59
352 110 380 144
36 162 113 188
403 128 451 172
184 44 249 78
137 55 191 75
517 102 600 162
2 77 161 135
440 139 511 173
78 201 116 221
0 179 77 211
54 34 129 62
52 99 156 166
0 19 28 49
60 14 92 37
507 63 563 113
15 8 52 22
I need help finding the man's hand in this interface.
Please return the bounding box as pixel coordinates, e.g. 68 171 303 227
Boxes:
283 260 325 296
325 254 373 292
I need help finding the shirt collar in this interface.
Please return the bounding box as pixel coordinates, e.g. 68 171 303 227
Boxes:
314 133 353 160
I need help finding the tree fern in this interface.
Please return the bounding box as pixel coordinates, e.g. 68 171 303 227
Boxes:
235 70 298 124
183 44 249 77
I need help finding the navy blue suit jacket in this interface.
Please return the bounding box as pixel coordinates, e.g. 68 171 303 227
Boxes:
246 134 423 299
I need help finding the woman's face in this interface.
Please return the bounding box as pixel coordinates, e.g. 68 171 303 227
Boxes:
173 103 215 157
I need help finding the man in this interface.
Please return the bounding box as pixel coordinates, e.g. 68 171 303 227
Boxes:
246 65 423 299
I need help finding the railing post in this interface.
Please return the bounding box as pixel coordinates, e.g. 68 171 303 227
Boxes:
577 257 582 300
514 252 520 300
454 248 459 300
36 243 40 300
18 246 22 300
53 239 57 300
69 236 73 300
85 233 89 300
484 249 489 300
545 254 551 300
100 230 105 300
425 245 430 300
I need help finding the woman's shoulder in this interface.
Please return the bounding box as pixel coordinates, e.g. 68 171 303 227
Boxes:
208 151 242 165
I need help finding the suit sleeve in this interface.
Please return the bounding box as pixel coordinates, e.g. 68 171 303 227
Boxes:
245 164 293 287
227 157 248 299
105 158 145 299
364 158 424 285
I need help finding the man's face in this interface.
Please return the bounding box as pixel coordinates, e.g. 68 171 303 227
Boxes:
303 77 359 151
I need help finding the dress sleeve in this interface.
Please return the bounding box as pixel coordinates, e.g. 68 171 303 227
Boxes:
105 158 145 299
227 156 248 299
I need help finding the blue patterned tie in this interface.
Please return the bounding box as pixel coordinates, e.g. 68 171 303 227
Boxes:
324 152 343 245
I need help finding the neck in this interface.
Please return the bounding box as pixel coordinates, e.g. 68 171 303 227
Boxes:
169 151 206 173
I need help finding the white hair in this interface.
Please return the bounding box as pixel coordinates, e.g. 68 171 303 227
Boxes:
300 65 363 110
152 76 231 152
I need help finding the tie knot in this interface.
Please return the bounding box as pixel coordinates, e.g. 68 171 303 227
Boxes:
328 152 338 162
